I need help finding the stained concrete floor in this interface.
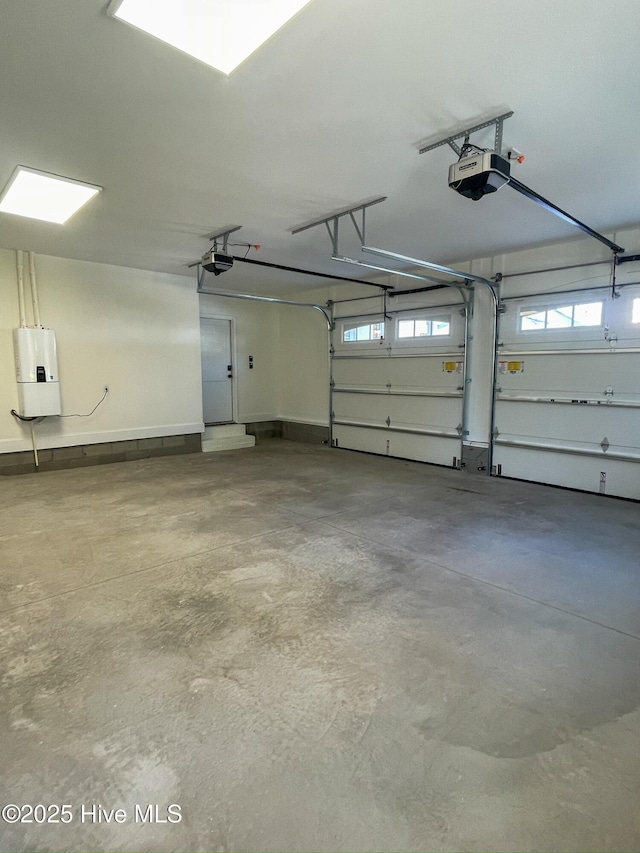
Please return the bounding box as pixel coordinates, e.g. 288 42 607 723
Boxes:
1 440 639 853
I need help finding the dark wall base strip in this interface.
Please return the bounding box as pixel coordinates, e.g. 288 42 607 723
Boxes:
0 433 202 476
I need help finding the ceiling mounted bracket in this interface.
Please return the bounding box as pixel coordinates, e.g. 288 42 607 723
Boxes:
292 196 461 289
418 111 514 157
291 196 387 254
208 224 243 253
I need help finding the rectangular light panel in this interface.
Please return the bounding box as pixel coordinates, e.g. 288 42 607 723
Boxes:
0 167 101 224
109 0 313 75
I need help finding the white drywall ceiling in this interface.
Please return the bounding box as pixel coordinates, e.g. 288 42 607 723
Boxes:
0 0 638 294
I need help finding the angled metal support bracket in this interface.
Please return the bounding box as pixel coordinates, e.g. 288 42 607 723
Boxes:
291 196 387 249
325 218 339 256
418 111 514 156
208 225 243 253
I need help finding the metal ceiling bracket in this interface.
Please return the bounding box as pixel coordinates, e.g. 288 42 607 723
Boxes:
325 218 339 256
418 111 514 156
292 196 461 290
207 225 243 253
292 196 387 261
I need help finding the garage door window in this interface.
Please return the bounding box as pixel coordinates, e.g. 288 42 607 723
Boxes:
519 300 602 331
397 316 451 338
342 321 385 342
633 297 640 324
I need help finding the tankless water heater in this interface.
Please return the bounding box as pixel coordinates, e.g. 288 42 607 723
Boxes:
13 327 62 417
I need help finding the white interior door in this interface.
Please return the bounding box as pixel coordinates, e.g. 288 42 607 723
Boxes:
201 317 233 424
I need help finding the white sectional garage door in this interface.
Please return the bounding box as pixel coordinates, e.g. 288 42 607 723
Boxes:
493 286 640 500
331 304 465 467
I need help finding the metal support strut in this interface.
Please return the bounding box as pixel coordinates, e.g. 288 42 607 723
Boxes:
418 111 514 156
207 225 243 253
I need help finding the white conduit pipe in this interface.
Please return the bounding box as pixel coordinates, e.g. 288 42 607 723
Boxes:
16 250 27 327
30 421 39 469
28 251 42 328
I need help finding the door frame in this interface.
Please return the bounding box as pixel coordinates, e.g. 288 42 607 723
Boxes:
199 312 239 425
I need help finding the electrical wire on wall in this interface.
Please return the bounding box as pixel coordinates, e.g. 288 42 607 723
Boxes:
11 388 109 470
59 387 109 418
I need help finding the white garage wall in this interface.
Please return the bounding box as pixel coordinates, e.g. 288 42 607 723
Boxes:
0 250 203 453
277 303 330 425
275 280 380 428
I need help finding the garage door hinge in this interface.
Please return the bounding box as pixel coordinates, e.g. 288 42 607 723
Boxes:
386 416 391 427
497 301 507 314
601 437 610 452
493 427 500 438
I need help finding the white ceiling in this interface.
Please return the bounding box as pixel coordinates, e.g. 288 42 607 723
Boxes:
1 0 639 294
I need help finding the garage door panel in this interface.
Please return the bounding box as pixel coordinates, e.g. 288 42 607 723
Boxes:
494 445 640 500
334 392 462 433
496 400 638 449
387 357 462 390
333 424 460 466
333 355 462 393
499 352 640 401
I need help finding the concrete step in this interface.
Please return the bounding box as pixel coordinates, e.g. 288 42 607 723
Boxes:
202 423 255 453
203 423 247 439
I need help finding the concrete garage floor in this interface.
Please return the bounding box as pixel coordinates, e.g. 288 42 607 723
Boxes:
1 440 639 853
